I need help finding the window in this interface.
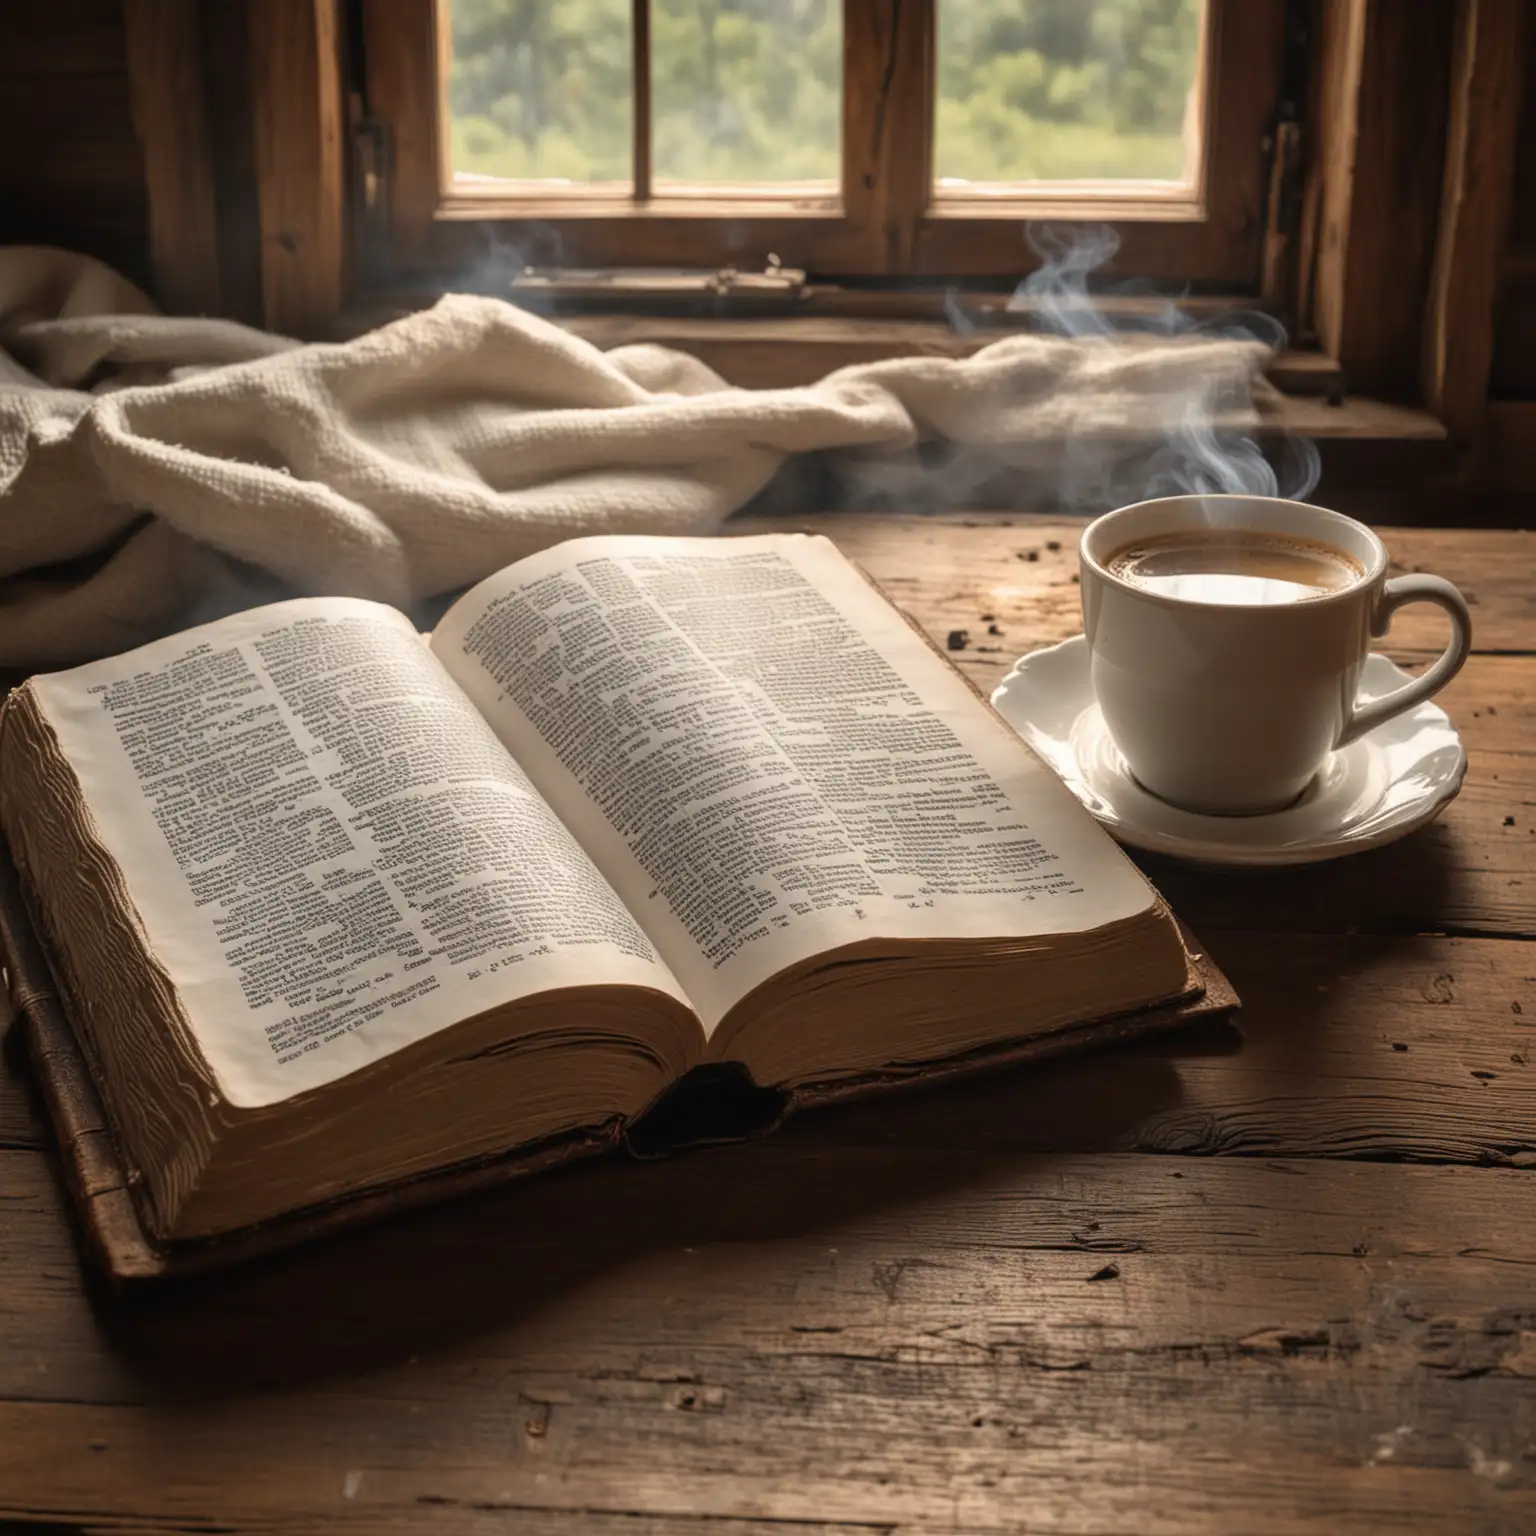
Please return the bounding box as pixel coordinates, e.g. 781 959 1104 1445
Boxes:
448 2 843 192
364 0 1287 285
144 0 1513 449
933 3 1204 188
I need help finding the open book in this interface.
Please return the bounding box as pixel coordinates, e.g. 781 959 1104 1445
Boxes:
0 534 1214 1250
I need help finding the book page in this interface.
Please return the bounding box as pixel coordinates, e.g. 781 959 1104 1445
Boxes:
432 534 1163 1030
27 598 689 1107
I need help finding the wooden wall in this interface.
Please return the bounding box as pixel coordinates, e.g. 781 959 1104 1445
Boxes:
1490 11 1536 400
0 0 152 291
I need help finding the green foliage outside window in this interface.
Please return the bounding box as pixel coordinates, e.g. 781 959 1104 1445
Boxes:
447 0 1202 188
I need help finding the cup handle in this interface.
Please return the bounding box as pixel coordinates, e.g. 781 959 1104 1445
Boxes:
1337 574 1473 747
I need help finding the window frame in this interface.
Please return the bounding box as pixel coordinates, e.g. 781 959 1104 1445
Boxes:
363 0 1289 286
128 0 1526 477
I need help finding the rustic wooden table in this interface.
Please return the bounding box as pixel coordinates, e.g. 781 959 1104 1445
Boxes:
2 513 1533 1534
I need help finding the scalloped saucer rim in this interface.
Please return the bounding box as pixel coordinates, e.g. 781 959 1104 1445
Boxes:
990 636 1467 868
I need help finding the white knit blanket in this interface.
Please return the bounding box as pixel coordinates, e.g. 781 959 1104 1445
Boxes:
0 248 1268 669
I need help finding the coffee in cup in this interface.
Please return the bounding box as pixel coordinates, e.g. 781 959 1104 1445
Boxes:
1079 496 1472 816
1104 529 1365 606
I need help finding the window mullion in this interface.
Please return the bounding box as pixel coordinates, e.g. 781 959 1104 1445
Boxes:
842 0 935 274
633 0 652 202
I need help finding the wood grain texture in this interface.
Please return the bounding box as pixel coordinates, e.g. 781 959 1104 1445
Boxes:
1309 0 1456 400
199 0 266 327
1491 269 1536 401
1490 4 1536 400
1309 0 1368 359
631 0 651 202
802 931 1536 1165
361 0 446 266
1483 400 1536 491
0 6 152 289
0 79 145 203
3 1152 1536 1530
248 0 346 335
124 0 223 315
841 0 934 275
1424 0 1529 440
0 1030 47 1149
0 0 125 77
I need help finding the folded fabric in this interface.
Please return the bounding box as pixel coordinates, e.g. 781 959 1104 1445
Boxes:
0 247 1269 669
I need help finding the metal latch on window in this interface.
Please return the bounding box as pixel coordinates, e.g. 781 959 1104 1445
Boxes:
507 263 806 312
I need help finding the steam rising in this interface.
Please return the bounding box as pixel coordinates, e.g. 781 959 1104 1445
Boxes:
1020 223 1318 507
1013 222 1125 339
839 222 1321 516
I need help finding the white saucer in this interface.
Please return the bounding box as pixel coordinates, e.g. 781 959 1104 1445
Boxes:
991 636 1467 868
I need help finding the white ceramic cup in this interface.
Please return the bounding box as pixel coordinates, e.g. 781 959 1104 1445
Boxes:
1079 494 1473 815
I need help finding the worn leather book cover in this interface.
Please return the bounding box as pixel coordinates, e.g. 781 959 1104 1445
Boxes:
0 838 1237 1284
